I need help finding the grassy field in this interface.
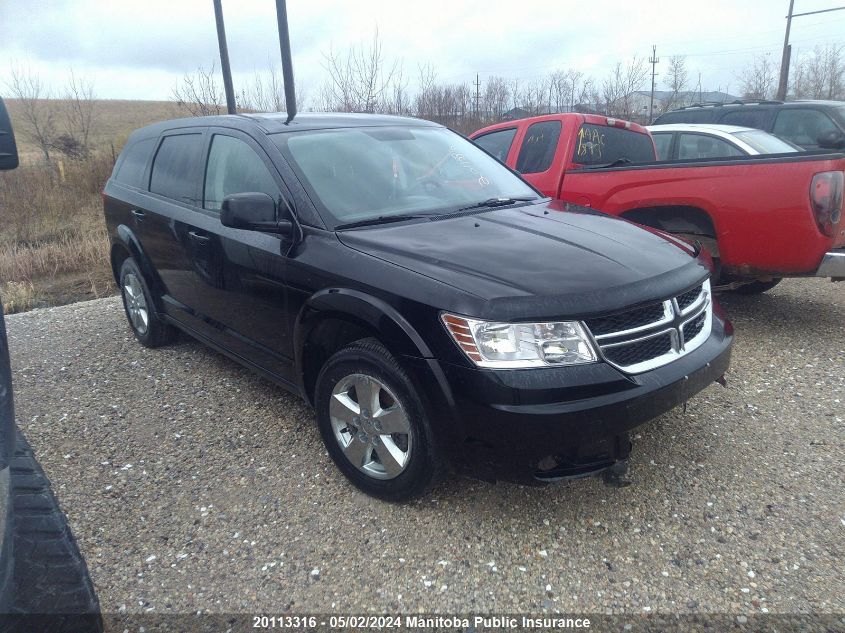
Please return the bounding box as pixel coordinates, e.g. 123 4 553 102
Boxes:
0 99 183 313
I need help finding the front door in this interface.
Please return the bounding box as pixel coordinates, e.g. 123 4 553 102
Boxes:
174 130 297 381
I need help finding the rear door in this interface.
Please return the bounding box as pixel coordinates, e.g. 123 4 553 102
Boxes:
173 128 297 379
143 129 208 330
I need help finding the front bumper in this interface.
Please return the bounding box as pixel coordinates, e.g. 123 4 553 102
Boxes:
816 249 845 279
424 311 733 484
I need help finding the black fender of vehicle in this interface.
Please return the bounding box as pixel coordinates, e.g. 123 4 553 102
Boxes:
112 225 166 314
294 288 435 400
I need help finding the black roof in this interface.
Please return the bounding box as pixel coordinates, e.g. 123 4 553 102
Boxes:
666 99 844 113
129 112 440 141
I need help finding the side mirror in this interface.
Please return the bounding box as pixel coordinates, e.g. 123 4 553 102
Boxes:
817 130 845 150
220 192 292 235
0 97 19 171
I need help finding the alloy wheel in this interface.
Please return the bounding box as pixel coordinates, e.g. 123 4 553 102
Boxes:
122 272 149 335
329 373 413 480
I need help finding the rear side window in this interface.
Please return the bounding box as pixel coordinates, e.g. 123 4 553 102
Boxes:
203 135 280 211
572 124 655 165
677 133 744 159
651 132 672 159
718 109 768 129
516 121 561 174
655 110 714 124
473 128 517 162
772 109 839 148
114 138 155 189
150 133 204 204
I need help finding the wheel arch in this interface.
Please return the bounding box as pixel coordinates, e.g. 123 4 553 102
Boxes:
112 225 166 312
619 205 720 259
294 289 433 406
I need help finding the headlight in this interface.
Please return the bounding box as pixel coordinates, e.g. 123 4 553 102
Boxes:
442 313 597 368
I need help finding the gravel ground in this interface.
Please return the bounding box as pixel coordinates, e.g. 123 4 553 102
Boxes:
4 278 844 615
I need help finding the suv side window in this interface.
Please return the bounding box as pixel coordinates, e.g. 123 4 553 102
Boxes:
718 109 767 130
203 135 280 211
651 132 673 159
516 121 561 174
114 138 155 189
473 128 517 162
677 133 743 159
149 133 204 204
772 109 839 148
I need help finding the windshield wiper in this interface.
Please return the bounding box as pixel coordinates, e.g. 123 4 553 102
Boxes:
454 197 537 213
334 214 431 230
586 157 633 169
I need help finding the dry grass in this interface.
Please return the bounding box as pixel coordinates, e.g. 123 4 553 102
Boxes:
0 150 115 313
0 98 186 313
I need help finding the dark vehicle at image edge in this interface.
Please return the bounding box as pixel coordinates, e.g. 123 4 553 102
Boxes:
103 112 733 501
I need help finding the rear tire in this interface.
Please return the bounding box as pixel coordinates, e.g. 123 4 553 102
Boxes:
314 338 441 502
732 278 782 295
119 258 176 347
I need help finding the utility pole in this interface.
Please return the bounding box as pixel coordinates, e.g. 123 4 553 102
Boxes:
648 45 659 124
776 0 795 100
274 0 297 123
474 74 481 120
212 0 237 114
777 2 845 100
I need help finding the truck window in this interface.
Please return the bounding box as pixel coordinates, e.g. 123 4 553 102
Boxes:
677 133 743 159
515 121 561 174
651 132 672 159
113 138 155 189
203 135 280 211
719 109 767 130
572 124 655 166
772 109 839 148
150 133 204 205
473 128 517 162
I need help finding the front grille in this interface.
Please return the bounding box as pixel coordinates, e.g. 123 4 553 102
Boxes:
585 302 666 336
683 311 706 343
584 280 712 373
603 333 673 367
677 286 703 311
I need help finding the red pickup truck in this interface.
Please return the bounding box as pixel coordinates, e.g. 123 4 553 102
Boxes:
471 113 845 292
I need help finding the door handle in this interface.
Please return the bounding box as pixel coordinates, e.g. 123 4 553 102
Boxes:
188 230 211 244
130 209 145 221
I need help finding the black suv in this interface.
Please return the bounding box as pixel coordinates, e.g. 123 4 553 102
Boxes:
654 100 845 150
103 113 732 500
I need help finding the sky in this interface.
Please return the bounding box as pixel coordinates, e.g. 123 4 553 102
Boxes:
1 0 844 104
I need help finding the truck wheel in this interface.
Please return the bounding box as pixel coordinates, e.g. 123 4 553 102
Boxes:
119 258 176 347
733 278 783 294
314 338 442 501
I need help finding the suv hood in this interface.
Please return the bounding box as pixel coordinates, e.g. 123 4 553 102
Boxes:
337 201 710 320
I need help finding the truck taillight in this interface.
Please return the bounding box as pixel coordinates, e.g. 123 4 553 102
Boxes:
810 171 843 237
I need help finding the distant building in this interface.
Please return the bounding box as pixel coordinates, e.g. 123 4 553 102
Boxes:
500 107 532 121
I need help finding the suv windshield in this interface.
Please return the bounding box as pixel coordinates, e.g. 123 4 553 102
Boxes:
731 130 799 154
274 126 539 227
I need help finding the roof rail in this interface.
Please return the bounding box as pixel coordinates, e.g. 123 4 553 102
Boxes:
671 98 785 112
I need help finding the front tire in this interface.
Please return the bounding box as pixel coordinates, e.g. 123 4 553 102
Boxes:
314 338 440 501
119 258 176 347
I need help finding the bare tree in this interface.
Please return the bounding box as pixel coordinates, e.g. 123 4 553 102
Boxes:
737 54 777 100
792 44 845 100
483 76 510 120
56 69 96 158
172 64 225 116
238 60 308 113
320 29 400 112
659 56 689 114
6 65 57 164
602 56 648 119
